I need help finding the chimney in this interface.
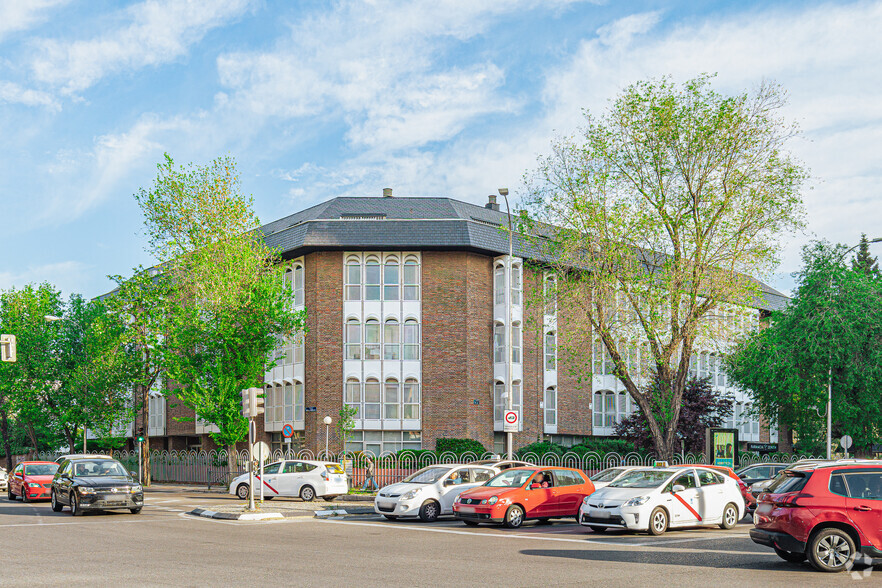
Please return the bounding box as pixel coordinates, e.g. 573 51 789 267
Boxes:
485 194 499 211
382 187 393 198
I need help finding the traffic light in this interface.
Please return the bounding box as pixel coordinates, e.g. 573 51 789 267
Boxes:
241 388 265 418
1 334 16 363
136 427 145 444
253 388 265 417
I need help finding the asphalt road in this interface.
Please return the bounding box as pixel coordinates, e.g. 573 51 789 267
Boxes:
0 488 878 587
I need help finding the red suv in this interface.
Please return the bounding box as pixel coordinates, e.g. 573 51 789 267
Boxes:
750 463 882 572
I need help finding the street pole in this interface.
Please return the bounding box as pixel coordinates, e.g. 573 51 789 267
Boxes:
259 440 264 503
137 439 142 484
247 419 255 511
323 416 332 459
83 428 87 453
500 188 514 461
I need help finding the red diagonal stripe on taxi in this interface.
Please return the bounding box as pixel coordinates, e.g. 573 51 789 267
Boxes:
255 475 279 495
672 492 702 521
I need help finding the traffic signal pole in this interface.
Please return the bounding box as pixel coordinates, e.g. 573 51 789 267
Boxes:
247 418 255 512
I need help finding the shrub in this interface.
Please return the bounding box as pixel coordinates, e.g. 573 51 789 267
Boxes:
516 441 565 458
435 438 485 455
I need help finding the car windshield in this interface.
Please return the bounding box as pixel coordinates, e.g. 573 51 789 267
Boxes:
72 460 128 477
25 463 58 476
484 469 536 488
609 470 674 488
403 467 450 484
325 464 345 475
591 468 625 483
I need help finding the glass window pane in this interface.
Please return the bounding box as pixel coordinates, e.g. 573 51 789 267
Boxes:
365 380 381 402
384 321 399 360
365 260 380 300
384 261 399 301
494 266 505 305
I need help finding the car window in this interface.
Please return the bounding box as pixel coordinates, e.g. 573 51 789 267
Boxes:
842 472 882 500
299 463 317 473
262 462 281 475
471 468 493 483
554 470 583 487
742 466 768 479
610 470 675 489
72 460 127 477
24 463 59 476
13 465 22 475
670 471 697 490
484 469 535 488
698 470 723 486
767 471 811 494
591 468 624 483
282 462 298 474
830 474 848 497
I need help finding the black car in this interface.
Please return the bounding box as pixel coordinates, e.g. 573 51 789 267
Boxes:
51 456 143 516
735 463 787 487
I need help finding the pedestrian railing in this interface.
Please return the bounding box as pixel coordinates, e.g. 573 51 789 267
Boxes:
33 448 824 487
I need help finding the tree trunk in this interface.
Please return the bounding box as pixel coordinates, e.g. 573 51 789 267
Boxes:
26 422 39 455
0 407 12 472
777 422 793 454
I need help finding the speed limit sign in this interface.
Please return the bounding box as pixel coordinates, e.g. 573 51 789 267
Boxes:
503 410 519 433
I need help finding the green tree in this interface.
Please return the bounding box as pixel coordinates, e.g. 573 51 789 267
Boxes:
727 241 882 455
135 154 306 464
851 233 880 278
521 74 807 460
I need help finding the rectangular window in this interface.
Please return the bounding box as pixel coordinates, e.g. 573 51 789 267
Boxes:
402 321 419 360
364 321 381 360
284 384 294 422
364 381 381 419
545 332 556 370
345 322 361 360
494 383 504 422
345 380 361 419
494 323 505 364
494 267 505 305
544 388 556 427
512 264 521 306
384 262 399 300
384 381 399 419
365 262 381 300
403 261 419 300
604 392 615 427
293 334 304 363
346 262 361 301
384 321 399 360
403 380 420 420
294 382 304 422
293 265 304 307
512 323 521 364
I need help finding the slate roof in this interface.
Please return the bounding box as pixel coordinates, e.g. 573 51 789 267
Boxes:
260 195 789 312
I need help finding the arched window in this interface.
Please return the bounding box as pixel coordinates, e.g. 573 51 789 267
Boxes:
544 387 557 427
511 263 522 305
345 319 361 360
493 322 505 363
512 321 522 364
403 259 419 300
384 378 400 419
544 331 556 370
544 274 557 315
593 390 616 428
384 257 399 300
345 378 361 419
493 381 505 422
403 378 420 419
384 319 399 360
345 257 361 300
293 264 304 307
364 319 381 359
364 378 381 419
365 258 381 300
284 268 293 294
402 319 419 360
494 264 505 305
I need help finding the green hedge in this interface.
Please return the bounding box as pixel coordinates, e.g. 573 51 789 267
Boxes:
516 438 647 459
435 438 486 455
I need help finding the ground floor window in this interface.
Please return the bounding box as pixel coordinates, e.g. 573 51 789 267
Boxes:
344 430 421 455
593 390 631 429
544 387 557 428
272 431 305 453
544 434 587 447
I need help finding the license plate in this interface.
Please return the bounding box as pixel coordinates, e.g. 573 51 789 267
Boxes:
458 506 475 514
378 502 395 509
590 509 610 519
104 501 126 507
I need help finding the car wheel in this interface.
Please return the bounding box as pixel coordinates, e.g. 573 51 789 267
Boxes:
21 488 29 503
590 526 608 533
51 490 63 512
808 528 856 572
774 546 806 563
383 515 398 520
419 500 440 522
130 507 142 514
720 503 739 530
503 505 525 529
7 487 15 501
70 493 82 516
462 520 479 527
648 507 668 536
300 485 315 502
236 484 250 500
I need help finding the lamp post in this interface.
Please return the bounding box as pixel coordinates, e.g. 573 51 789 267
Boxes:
499 188 514 460
825 237 881 459
323 416 332 459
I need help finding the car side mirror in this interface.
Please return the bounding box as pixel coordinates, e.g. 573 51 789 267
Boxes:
443 479 454 486
530 483 540 490
672 484 685 493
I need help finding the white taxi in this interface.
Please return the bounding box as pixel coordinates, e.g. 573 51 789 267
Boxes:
579 466 745 535
374 464 498 522
229 460 348 502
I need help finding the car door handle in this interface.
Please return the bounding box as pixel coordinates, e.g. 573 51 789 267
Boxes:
854 505 872 512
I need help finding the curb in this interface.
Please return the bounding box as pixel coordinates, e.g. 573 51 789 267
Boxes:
189 508 287 521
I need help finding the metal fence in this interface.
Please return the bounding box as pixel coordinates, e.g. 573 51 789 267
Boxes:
33 449 823 488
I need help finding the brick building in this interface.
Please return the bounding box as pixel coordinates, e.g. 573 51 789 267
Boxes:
134 192 788 455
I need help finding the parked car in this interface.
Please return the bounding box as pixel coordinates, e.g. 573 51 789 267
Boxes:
579 466 745 535
7 461 59 502
470 459 534 470
589 467 640 490
736 463 787 487
0 467 7 492
51 456 143 515
674 464 754 512
751 462 882 572
375 463 499 522
749 459 867 499
452 466 595 529
229 460 348 502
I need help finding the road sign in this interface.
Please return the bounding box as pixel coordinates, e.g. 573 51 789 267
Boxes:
840 435 853 450
1 334 16 363
281 423 294 438
252 441 271 462
503 410 519 433
305 406 317 412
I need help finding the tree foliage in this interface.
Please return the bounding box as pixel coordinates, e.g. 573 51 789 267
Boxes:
520 74 806 459
851 233 880 278
727 241 882 455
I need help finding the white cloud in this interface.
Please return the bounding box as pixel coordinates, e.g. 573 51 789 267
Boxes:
0 260 89 297
30 0 254 94
0 80 60 110
0 0 70 41
596 11 662 47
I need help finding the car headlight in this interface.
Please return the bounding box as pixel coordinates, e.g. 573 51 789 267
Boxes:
28 482 41 488
131 484 142 493
454 494 462 503
583 496 591 505
78 487 96 495
401 489 421 500
487 496 499 505
623 496 650 507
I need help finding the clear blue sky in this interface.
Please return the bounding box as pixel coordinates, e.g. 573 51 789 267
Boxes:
1 0 880 298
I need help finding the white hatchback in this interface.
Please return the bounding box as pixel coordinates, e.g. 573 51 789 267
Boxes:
374 464 499 522
579 466 745 535
229 460 348 502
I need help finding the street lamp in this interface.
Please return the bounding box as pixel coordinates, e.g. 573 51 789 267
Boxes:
323 416 332 458
825 237 881 459
499 187 514 460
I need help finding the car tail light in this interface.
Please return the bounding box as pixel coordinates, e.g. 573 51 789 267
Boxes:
773 493 812 507
321 471 329 481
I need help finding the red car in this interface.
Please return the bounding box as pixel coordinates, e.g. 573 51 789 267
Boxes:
452 466 595 528
751 462 882 572
7 461 59 502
